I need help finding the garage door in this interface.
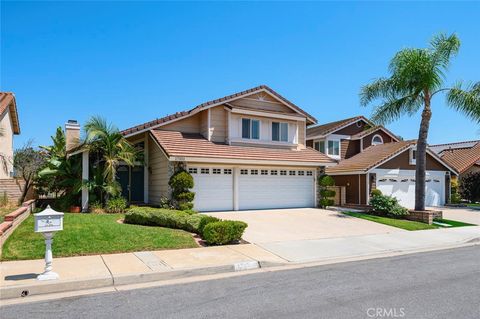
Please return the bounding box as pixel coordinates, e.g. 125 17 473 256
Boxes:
374 169 445 209
190 167 233 212
239 169 315 210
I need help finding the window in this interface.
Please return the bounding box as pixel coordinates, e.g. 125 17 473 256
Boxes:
261 170 268 175
242 119 260 140
356 121 363 128
306 171 313 176
272 122 288 142
298 171 305 176
289 171 296 176
314 141 326 153
201 168 210 174
270 170 278 176
240 169 248 175
371 135 384 146
250 169 258 175
213 168 221 174
328 140 340 156
410 149 416 165
224 169 232 175
188 168 198 174
280 170 287 176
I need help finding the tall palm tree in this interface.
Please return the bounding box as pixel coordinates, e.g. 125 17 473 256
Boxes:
83 116 138 199
360 33 480 211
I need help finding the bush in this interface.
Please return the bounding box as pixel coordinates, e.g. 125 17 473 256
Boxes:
198 215 221 236
202 221 248 245
89 201 105 214
370 189 383 197
370 194 408 217
318 175 336 208
105 197 128 214
169 170 195 210
125 207 213 234
158 197 175 209
459 172 480 203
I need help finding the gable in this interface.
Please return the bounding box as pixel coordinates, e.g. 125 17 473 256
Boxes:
335 120 370 136
362 130 394 148
229 92 297 114
379 150 447 171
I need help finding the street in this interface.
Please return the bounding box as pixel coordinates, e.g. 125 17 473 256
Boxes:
1 246 479 319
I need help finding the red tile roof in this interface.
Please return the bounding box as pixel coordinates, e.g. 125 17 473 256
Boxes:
0 92 20 134
440 142 480 174
150 130 335 165
306 116 373 139
121 85 316 136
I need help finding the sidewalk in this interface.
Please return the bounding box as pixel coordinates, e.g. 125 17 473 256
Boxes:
1 226 479 301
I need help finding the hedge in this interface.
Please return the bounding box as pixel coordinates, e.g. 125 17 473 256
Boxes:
202 221 248 245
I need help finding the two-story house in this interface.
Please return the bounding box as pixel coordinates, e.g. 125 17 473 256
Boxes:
306 116 458 209
0 92 20 179
73 86 336 212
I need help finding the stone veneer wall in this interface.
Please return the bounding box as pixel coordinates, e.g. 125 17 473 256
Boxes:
406 210 443 225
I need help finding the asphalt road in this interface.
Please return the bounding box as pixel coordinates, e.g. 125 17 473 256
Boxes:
2 246 480 319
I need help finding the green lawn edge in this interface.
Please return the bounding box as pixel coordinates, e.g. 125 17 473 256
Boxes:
342 211 438 231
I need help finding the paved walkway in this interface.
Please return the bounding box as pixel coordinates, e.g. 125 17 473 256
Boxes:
1 226 479 301
207 208 403 243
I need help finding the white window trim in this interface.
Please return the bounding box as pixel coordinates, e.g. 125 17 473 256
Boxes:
272 121 289 142
371 134 384 146
241 118 261 140
409 148 416 165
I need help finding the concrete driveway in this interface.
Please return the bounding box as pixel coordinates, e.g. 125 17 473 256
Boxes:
207 208 403 244
440 206 480 225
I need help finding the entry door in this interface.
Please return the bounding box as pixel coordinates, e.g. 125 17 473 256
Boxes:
117 166 130 200
190 167 234 212
238 168 315 210
130 166 145 202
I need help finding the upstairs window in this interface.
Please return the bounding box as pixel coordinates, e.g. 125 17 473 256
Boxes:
242 119 260 140
410 149 416 165
314 141 326 153
371 134 384 146
272 122 288 142
328 140 340 156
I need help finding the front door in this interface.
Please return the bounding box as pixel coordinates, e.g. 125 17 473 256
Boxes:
117 166 130 200
116 165 144 203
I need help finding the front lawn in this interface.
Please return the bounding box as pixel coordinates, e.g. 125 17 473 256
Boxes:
343 212 476 231
1 213 198 261
343 212 439 231
466 203 480 208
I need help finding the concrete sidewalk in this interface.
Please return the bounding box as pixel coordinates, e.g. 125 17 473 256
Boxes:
1 226 479 301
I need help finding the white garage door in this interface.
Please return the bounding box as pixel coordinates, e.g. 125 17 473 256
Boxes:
239 169 315 210
374 169 445 209
190 167 233 212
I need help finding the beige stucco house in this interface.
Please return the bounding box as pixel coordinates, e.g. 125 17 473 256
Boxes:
74 85 336 212
0 93 20 179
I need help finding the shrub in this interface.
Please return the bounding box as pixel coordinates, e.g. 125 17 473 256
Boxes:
169 170 195 210
318 175 336 208
370 194 408 217
459 172 480 203
202 221 248 245
125 207 210 234
105 197 128 214
158 197 175 209
89 201 105 214
198 215 221 236
370 189 383 197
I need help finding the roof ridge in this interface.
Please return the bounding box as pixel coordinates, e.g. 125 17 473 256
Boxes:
430 140 480 147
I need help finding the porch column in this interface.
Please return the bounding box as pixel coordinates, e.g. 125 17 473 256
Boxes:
81 151 89 212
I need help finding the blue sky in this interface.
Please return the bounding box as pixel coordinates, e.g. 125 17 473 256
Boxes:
2 1 479 147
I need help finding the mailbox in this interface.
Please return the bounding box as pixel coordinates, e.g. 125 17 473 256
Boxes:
34 205 64 281
34 205 64 233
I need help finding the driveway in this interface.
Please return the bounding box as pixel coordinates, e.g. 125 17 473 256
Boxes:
440 206 480 225
207 208 403 244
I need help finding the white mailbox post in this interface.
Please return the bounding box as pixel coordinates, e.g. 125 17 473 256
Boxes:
34 205 64 281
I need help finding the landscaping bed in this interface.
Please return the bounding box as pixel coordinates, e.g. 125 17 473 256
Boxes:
343 211 475 231
1 213 198 261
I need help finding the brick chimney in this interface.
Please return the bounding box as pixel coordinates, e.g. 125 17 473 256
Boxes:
65 120 80 152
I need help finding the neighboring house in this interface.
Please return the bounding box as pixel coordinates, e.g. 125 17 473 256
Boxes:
324 140 458 209
75 85 336 212
430 140 480 180
306 116 399 160
0 92 20 179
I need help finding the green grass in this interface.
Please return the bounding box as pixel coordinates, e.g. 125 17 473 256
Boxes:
343 212 439 231
1 213 198 261
466 203 480 208
433 219 476 227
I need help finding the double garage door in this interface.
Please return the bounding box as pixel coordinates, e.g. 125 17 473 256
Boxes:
374 169 446 209
190 166 315 212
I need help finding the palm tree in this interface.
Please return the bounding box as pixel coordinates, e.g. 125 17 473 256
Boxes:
83 116 139 200
360 33 480 211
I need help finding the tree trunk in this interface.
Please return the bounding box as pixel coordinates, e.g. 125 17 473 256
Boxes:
415 96 432 211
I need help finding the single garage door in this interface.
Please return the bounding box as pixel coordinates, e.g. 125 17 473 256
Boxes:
374 169 445 209
239 168 315 210
190 167 233 212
